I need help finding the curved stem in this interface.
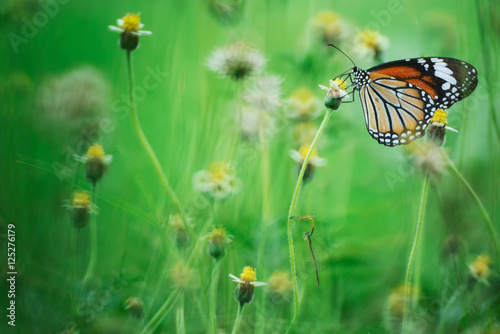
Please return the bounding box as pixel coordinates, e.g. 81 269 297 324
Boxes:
82 185 98 291
126 51 194 242
286 109 333 333
403 171 430 334
230 303 245 334
442 150 500 257
209 260 220 334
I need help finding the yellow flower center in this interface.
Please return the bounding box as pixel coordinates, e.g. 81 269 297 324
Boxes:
430 109 448 126
470 255 491 279
208 162 233 181
209 226 227 245
298 144 319 159
290 87 316 104
240 266 257 283
121 13 142 32
314 11 340 25
86 144 105 159
360 30 381 50
332 78 346 91
73 191 90 207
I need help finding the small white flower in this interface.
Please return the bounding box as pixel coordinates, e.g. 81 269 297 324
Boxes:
207 42 266 80
285 87 322 120
318 79 349 101
192 162 241 200
229 274 267 287
289 145 327 167
108 13 152 36
244 74 283 113
353 29 389 62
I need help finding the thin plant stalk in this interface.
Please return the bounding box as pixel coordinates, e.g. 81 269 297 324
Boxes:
286 109 333 332
230 303 245 334
256 113 271 334
442 150 500 257
176 294 186 334
82 185 98 292
209 259 220 334
141 289 180 334
403 171 430 334
125 51 194 242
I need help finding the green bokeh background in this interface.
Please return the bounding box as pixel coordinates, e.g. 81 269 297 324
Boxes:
1 0 499 333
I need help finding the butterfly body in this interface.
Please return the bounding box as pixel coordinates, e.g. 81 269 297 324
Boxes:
348 57 478 146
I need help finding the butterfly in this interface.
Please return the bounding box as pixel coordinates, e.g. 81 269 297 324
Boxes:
333 46 478 146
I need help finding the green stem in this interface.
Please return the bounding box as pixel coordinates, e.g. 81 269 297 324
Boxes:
286 109 333 333
403 171 430 334
256 113 271 334
230 303 245 334
141 289 180 334
209 260 220 334
442 150 500 257
82 185 98 291
125 51 194 243
176 294 185 334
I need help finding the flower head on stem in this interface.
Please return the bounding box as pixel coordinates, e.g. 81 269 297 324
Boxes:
229 266 266 305
109 13 152 51
205 226 233 259
468 254 491 286
353 29 389 62
289 144 326 182
193 162 242 200
65 190 97 229
319 78 349 110
75 144 112 186
427 108 457 146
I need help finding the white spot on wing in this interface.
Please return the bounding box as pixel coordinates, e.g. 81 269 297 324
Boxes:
434 71 457 85
442 82 451 90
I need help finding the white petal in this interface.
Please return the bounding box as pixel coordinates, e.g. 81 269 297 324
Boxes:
229 274 243 283
108 25 124 33
289 150 304 163
251 281 267 286
311 157 327 167
445 126 459 133
103 155 113 165
318 84 329 91
74 155 88 163
138 30 152 35
117 19 124 26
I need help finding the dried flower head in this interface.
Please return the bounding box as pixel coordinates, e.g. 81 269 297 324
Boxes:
109 13 152 51
286 87 322 121
312 11 347 45
290 144 326 181
205 226 233 259
469 254 491 285
193 162 241 200
75 144 113 186
406 141 446 175
207 42 266 80
268 270 293 302
37 66 110 129
244 74 283 112
237 106 275 141
319 78 349 110
229 266 266 305
353 29 389 62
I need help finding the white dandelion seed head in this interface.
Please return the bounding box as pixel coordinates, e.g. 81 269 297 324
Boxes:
243 74 283 113
207 42 266 80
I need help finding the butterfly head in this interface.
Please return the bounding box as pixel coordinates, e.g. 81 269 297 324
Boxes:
352 67 370 90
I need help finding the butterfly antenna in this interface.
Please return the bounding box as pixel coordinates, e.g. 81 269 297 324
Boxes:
328 44 356 67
